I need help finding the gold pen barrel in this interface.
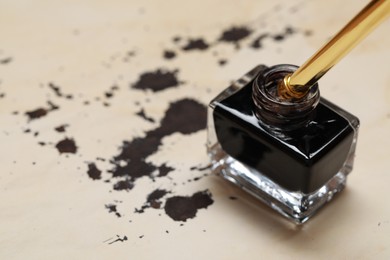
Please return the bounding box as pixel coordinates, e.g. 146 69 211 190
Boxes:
282 0 390 99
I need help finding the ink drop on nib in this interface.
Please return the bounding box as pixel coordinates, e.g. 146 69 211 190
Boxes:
207 64 359 224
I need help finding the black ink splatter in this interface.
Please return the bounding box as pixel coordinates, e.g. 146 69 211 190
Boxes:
219 26 252 43
182 38 209 51
218 59 227 66
163 50 176 59
105 204 121 217
113 179 134 191
110 98 206 183
25 101 59 121
135 189 169 213
157 164 174 177
164 190 213 222
54 124 68 133
87 163 102 180
55 138 77 154
132 69 181 92
107 235 127 244
135 109 155 123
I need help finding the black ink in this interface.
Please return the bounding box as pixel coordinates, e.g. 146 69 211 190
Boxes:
164 190 213 221
182 38 209 51
136 109 155 123
219 26 252 43
132 69 181 92
55 138 77 154
87 163 102 180
163 50 176 59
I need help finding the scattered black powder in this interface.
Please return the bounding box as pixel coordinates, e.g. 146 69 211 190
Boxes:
38 142 46 146
25 101 59 121
219 26 252 43
48 82 73 99
87 163 102 180
132 69 181 92
55 138 77 154
157 164 174 177
250 33 269 49
136 109 155 123
107 235 128 244
0 93 5 98
172 36 181 43
218 59 227 66
182 38 209 51
25 108 47 120
164 190 213 221
147 189 168 208
163 50 176 59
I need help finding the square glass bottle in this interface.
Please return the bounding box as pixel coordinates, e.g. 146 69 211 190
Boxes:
207 64 359 224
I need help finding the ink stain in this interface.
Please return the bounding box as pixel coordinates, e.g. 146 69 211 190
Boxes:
48 82 73 99
87 163 102 180
182 38 209 51
55 138 77 154
54 124 68 133
113 179 134 191
136 109 155 123
163 50 176 59
105 204 121 217
110 98 206 181
136 189 169 213
132 69 181 92
219 26 252 44
250 33 269 49
164 190 213 221
25 101 59 121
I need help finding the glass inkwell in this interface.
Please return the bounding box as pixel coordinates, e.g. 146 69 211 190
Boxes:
207 0 389 223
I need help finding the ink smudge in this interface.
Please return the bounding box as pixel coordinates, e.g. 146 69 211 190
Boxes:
157 163 174 177
182 38 209 51
105 204 121 217
219 26 252 44
110 98 206 182
135 109 155 123
218 59 227 66
132 69 181 92
164 190 213 221
113 179 134 191
25 101 59 121
87 163 102 180
250 33 269 49
163 50 176 59
54 124 68 133
0 57 12 64
55 138 77 154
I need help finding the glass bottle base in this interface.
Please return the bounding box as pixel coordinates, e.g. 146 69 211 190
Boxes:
208 142 348 224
